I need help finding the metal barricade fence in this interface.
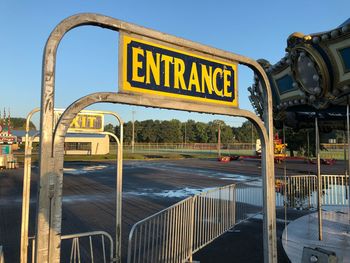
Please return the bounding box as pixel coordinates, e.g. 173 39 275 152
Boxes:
275 174 349 209
192 184 236 253
29 231 114 263
23 175 347 263
127 174 349 263
321 174 349 205
127 197 194 263
127 183 259 263
235 180 263 223
275 175 317 209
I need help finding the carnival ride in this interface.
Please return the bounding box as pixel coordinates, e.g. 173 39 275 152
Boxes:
218 134 288 163
248 17 350 262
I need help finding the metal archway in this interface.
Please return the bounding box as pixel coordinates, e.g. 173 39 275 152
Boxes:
36 13 276 263
20 108 124 263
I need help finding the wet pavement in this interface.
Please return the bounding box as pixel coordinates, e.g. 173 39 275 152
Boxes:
0 158 347 262
282 207 350 263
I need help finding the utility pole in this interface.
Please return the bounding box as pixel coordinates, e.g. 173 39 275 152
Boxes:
217 123 221 158
132 110 135 153
184 122 187 146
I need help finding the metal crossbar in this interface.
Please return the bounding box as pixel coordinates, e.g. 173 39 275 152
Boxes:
29 231 114 263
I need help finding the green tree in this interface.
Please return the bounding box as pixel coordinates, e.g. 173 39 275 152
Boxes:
283 128 315 157
206 120 227 143
123 121 133 143
158 119 182 143
182 120 196 143
233 121 257 143
220 125 234 143
138 120 157 142
194 122 208 143
8 118 36 130
206 121 218 143
104 123 116 141
104 123 115 133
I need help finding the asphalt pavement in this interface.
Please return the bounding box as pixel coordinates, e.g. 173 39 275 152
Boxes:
0 158 346 262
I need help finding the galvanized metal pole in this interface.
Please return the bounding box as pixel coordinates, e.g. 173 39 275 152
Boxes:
188 196 196 262
21 137 33 263
218 123 221 158
119 124 124 261
259 71 277 263
343 131 347 176
282 123 287 241
118 120 124 262
184 122 187 146
20 107 40 263
315 116 323 240
102 131 122 263
20 133 40 263
131 110 135 154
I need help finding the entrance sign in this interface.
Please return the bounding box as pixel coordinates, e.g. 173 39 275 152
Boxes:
54 110 104 132
120 34 238 107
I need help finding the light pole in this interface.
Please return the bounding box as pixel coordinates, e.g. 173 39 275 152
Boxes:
217 123 221 158
184 122 187 146
132 110 135 153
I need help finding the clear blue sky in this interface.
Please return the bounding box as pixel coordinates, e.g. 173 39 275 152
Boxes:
0 0 349 127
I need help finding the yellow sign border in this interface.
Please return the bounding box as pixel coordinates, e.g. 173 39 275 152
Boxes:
120 34 238 107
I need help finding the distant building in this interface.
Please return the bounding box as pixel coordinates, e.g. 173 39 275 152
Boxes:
12 130 110 155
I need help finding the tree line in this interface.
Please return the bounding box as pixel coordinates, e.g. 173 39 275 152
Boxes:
104 119 343 157
2 117 36 131
9 117 258 143
104 119 259 144
10 116 342 157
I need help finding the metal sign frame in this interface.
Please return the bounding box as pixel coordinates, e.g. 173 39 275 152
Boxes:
36 13 276 263
20 108 124 263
